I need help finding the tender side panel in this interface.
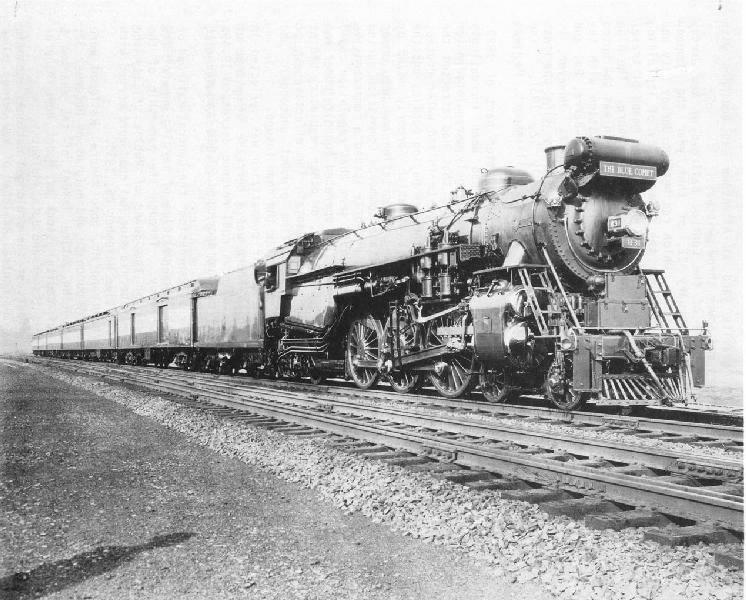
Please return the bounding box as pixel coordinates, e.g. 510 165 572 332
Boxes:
196 266 263 348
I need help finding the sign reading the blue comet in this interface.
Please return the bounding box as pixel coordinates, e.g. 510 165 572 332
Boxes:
599 161 657 180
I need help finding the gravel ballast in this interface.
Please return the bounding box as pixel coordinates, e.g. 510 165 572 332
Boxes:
12 363 746 599
1 363 546 600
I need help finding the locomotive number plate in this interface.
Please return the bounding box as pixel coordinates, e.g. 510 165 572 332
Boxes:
599 161 657 180
621 236 646 249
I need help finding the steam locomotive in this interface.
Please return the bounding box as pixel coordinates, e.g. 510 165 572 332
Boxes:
33 135 711 410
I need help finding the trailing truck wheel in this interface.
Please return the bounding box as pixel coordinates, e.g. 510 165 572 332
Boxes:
480 367 516 403
346 315 383 390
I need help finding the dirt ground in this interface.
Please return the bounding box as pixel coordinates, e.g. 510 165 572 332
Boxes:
0 362 549 600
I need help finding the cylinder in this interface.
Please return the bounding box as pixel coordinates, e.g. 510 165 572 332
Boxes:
544 145 565 171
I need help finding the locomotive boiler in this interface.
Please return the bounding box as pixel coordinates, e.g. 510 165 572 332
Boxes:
240 135 708 409
33 135 711 410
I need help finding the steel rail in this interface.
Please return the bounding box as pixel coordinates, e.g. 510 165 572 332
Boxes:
107 362 745 442
38 359 744 530
29 357 742 437
220 376 744 443
134 368 743 479
31 355 743 445
312 385 744 440
127 364 745 443
130 363 746 440
53 366 743 460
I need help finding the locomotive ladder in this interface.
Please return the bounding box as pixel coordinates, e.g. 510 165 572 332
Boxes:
642 269 696 403
641 269 689 334
517 257 581 336
516 268 553 335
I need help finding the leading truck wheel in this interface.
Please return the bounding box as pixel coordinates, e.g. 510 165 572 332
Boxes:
346 315 383 390
480 367 516 403
544 378 590 411
544 361 590 410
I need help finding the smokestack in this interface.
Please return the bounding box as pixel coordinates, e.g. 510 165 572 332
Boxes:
544 145 565 171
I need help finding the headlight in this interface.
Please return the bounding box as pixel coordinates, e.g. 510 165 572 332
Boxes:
504 322 529 356
624 209 649 236
607 209 649 238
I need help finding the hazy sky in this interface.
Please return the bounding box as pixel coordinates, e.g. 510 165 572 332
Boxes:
0 0 742 386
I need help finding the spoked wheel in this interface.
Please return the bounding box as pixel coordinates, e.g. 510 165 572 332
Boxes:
424 312 476 398
544 362 590 411
480 367 516 403
388 370 423 394
383 310 424 393
346 315 383 390
544 381 589 411
429 352 477 398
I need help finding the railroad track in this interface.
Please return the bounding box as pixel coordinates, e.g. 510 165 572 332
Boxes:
24 355 742 427
311 379 745 430
218 374 744 447
33 357 744 543
28 357 743 442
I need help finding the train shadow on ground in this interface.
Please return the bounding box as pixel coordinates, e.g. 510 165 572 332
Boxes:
0 531 194 599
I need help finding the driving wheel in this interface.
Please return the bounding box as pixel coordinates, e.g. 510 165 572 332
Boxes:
383 309 424 393
424 312 476 399
346 315 383 390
